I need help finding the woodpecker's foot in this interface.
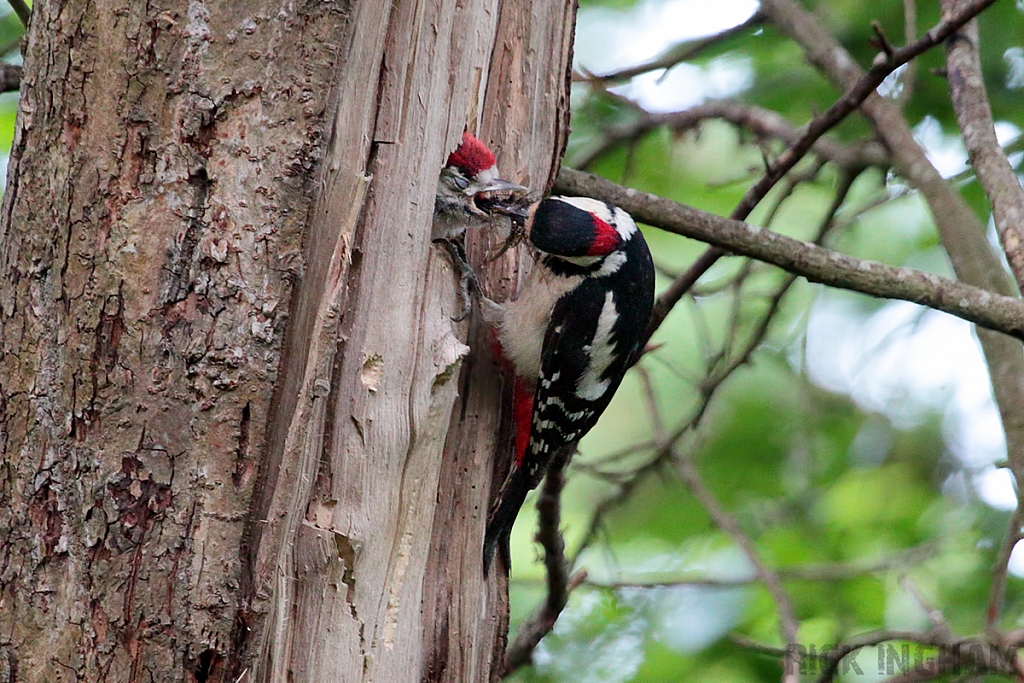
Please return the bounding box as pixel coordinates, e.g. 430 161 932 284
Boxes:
436 238 482 322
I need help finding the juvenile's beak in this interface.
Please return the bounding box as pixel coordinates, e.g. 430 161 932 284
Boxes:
474 191 533 231
470 177 527 219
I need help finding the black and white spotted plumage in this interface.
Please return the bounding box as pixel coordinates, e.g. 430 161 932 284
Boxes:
483 196 655 573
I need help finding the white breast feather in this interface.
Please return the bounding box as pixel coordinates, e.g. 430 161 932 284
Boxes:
498 267 582 382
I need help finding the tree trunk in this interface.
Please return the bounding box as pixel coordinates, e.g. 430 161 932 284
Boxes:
0 0 575 681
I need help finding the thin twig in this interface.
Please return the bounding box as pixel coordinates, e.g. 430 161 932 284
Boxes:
870 21 896 59
571 99 888 172
947 136 1024 186
814 629 954 683
579 12 765 85
899 576 950 633
899 0 918 106
674 451 800 681
634 366 666 443
581 541 937 589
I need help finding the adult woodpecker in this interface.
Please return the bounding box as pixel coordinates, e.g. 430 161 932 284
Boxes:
433 132 525 319
482 196 655 573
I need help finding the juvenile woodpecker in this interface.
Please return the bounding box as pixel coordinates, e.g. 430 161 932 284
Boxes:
482 196 655 573
433 132 525 319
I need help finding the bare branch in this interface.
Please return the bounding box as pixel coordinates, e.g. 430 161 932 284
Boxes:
584 542 937 589
556 168 1024 341
569 170 967 593
875 641 1024 683
943 4 1024 291
758 0 1011 297
761 0 1024 604
583 0 993 346
572 99 888 172
742 627 1021 683
732 0 997 224
579 12 764 85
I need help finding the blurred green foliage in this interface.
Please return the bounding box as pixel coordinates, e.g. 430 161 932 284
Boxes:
0 4 22 182
508 0 1024 681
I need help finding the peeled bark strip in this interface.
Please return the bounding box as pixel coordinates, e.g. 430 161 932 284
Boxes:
0 0 575 681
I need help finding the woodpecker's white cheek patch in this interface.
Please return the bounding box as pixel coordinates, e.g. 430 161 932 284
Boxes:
592 251 626 277
612 207 638 240
562 255 602 268
576 291 618 401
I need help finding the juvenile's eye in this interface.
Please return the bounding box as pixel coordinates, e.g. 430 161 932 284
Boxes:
453 175 470 190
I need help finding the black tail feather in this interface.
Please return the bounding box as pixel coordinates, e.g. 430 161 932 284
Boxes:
482 467 533 576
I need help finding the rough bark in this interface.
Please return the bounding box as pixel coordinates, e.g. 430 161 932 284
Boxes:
0 0 575 682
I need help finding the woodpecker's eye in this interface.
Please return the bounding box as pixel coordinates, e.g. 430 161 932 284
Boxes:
453 175 470 190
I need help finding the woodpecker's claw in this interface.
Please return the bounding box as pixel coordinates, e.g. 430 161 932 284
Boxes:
436 238 482 322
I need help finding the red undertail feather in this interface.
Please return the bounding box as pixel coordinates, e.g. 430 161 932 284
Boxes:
512 377 534 466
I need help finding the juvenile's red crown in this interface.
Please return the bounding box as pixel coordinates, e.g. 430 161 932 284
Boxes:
446 132 497 178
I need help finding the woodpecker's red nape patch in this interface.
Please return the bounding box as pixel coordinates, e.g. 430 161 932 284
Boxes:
585 214 622 256
447 132 497 178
